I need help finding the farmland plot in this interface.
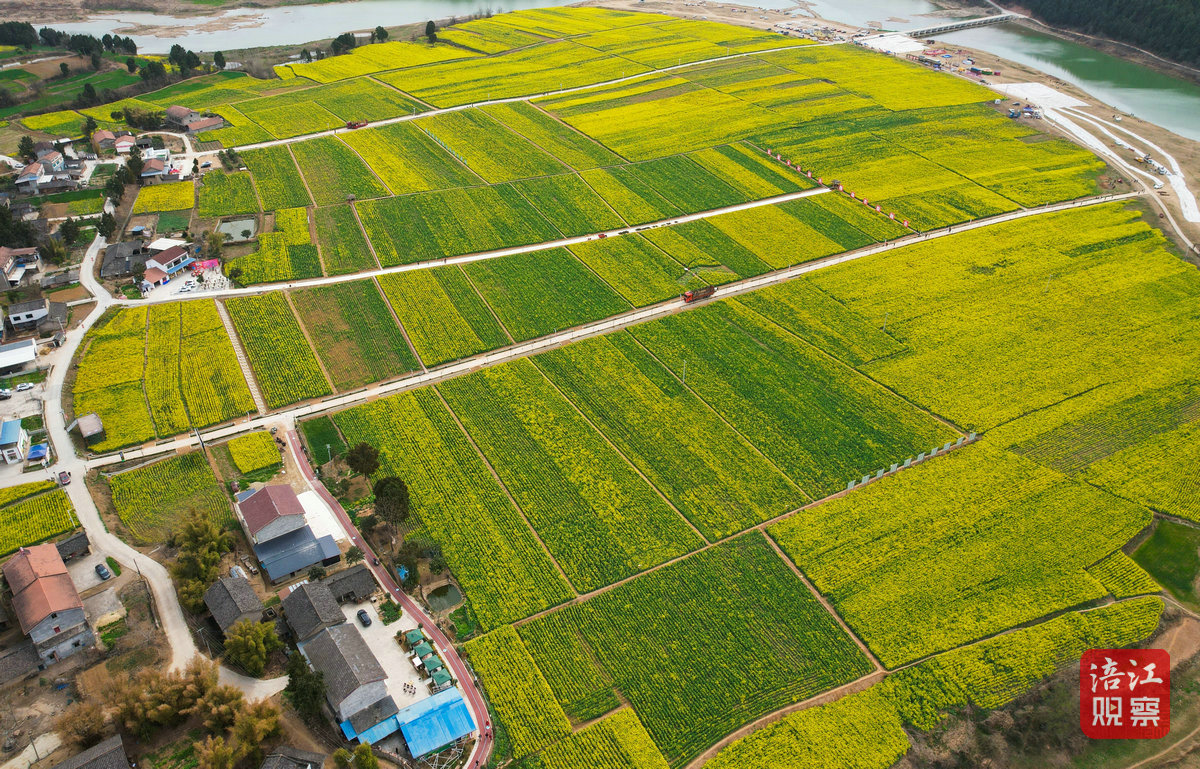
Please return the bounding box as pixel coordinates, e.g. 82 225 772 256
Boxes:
243 145 311 210
357 185 559 266
290 136 389 206
687 142 811 199
290 281 420 389
228 431 282 474
178 300 257 426
568 235 692 306
0 491 76 556
440 359 701 592
622 155 746 212
481 101 621 170
628 301 953 498
145 304 190 436
418 109 567 183
197 171 259 218
280 40 474 83
520 611 622 722
579 166 680 226
108 452 230 542
464 248 630 341
377 268 510 367
72 307 155 450
523 534 873 767
702 201 845 270
1082 421 1200 523
512 174 625 237
332 390 573 628
314 205 376 275
339 121 481 196
228 208 321 284
641 219 772 279
535 334 805 539
466 626 572 758
225 294 332 408
0 481 56 510
133 182 194 214
533 709 670 769
199 104 273 147
769 444 1152 667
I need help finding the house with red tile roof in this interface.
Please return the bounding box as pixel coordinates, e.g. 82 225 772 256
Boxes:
2 543 93 666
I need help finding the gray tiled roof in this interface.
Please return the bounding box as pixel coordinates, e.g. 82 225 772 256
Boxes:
347 694 398 733
282 581 343 641
260 747 326 769
48 736 128 769
300 624 385 705
321 564 377 602
203 576 263 632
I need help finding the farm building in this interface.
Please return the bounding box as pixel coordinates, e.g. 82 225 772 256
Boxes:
236 486 340 583
299 623 397 741
282 580 343 641
48 735 130 769
0 419 30 464
2 543 94 666
259 747 326 769
203 575 264 634
322 564 377 603
0 245 43 288
0 339 37 373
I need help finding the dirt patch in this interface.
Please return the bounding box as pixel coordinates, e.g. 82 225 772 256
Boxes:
1158 615 1200 668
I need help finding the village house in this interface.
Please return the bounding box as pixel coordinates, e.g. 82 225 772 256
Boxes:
48 735 130 769
164 105 224 133
0 246 42 289
113 134 135 154
0 419 29 464
235 485 340 584
91 129 116 152
203 575 264 635
99 240 147 281
7 298 50 329
2 543 94 667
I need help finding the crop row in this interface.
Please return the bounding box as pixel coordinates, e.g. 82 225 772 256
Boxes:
145 304 190 436
178 300 259 425
291 136 388 206
243 145 312 210
289 280 420 390
481 101 620 171
419 109 567 184
225 293 332 409
197 171 259 219
313 205 375 275
339 121 481 196
530 709 669 769
439 359 701 593
280 40 475 83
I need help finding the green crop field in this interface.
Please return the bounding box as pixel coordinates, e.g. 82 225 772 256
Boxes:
290 136 389 206
419 109 567 183
687 142 811 199
580 166 681 226
535 334 805 539
530 709 669 769
339 121 481 196
621 155 746 213
133 182 194 214
243 145 312 210
464 248 631 341
313 205 375 275
769 444 1151 667
512 174 625 237
145 304 190 436
377 268 510 367
356 185 559 266
197 171 259 218
108 452 230 543
0 491 76 556
568 234 693 306
641 219 772 278
481 101 621 170
627 301 954 497
333 389 573 629
72 307 156 451
522 534 872 767
225 293 332 408
228 208 320 284
227 431 282 474
440 359 702 592
289 281 420 390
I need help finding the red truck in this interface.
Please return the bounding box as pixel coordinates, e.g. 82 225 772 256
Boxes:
345 120 369 129
682 286 716 303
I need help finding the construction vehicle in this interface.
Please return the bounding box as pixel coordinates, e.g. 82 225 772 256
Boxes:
682 285 716 303
346 120 369 129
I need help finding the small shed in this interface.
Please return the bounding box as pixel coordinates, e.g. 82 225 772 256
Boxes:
403 628 426 648
423 655 445 674
72 413 105 445
412 640 433 659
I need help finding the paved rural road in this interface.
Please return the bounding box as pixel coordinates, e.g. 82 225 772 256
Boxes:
83 189 1140 472
284 430 492 768
119 186 833 306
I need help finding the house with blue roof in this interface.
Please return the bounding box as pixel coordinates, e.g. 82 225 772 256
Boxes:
0 419 29 464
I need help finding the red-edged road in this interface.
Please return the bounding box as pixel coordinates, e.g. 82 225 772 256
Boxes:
286 430 491 767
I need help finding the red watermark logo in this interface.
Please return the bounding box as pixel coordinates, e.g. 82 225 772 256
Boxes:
1081 648 1170 739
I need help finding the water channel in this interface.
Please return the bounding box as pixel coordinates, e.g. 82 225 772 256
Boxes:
46 0 1200 140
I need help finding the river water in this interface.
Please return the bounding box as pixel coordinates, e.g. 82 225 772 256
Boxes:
47 0 1200 141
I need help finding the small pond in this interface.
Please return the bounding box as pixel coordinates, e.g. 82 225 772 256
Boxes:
426 583 463 613
217 217 257 242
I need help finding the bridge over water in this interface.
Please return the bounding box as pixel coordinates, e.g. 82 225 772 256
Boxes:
904 13 1021 38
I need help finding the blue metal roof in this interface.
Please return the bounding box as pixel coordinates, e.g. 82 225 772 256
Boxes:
0 420 22 446
341 714 401 745
252 525 339 581
398 687 476 758
164 256 195 275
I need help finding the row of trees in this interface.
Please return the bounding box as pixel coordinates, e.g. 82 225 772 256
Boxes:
1017 0 1200 68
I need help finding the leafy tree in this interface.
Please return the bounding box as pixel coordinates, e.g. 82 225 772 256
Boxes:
90 51 101 70
59 217 81 246
60 62 69 78
40 238 67 265
283 651 326 720
97 211 117 238
353 744 378 769
332 749 352 769
171 508 232 612
375 26 389 42
126 147 145 180
300 48 312 63
372 476 410 526
196 736 236 769
192 684 244 731
205 229 224 258
214 51 226 69
346 546 364 565
224 620 283 677
104 174 125 202
331 33 357 55
17 135 34 161
108 658 217 739
307 565 326 581
346 442 380 476
83 115 97 136
425 20 437 43
231 699 281 762
139 60 166 83
125 56 137 73
53 702 107 748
